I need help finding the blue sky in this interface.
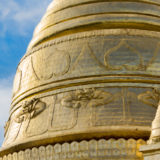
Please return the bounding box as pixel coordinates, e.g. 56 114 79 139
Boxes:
0 0 52 145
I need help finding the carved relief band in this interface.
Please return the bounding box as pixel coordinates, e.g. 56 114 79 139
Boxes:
3 87 156 148
12 30 160 109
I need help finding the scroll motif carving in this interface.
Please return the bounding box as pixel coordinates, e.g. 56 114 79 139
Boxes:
138 88 160 108
4 98 46 140
14 98 46 123
61 88 114 109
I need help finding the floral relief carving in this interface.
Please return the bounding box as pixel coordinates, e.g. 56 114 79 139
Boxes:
14 98 46 123
138 88 160 108
61 88 114 109
4 98 46 138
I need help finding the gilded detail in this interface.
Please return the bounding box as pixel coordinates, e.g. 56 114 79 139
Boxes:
3 0 160 159
61 88 114 109
14 98 46 123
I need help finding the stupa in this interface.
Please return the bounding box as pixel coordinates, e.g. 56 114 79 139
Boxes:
1 0 160 159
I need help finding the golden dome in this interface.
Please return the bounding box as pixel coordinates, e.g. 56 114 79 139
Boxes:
1 0 160 159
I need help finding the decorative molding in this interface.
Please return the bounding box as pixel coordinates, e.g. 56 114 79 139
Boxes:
20 29 160 65
46 0 160 14
1 138 146 160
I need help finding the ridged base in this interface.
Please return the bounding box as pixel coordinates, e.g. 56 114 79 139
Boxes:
0 139 146 160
